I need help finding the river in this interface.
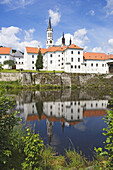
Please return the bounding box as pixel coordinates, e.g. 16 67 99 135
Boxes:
12 88 110 159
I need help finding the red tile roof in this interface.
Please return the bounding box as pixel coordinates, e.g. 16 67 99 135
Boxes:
68 44 83 50
26 47 46 54
25 44 83 54
83 52 113 60
0 47 11 54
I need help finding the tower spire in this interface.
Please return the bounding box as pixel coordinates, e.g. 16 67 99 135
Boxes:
62 32 65 46
48 17 52 29
69 37 72 45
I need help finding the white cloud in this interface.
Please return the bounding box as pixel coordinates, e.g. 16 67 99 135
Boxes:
89 10 95 16
48 9 61 26
0 26 42 51
92 47 104 53
105 0 113 16
0 0 10 4
73 28 89 47
0 0 34 10
55 28 89 50
107 38 113 53
24 28 35 41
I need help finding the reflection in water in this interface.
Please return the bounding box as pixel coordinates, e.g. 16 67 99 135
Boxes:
14 90 109 158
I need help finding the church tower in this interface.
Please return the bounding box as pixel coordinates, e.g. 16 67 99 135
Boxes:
46 18 53 48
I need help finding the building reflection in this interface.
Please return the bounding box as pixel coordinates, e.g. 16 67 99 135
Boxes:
15 98 108 145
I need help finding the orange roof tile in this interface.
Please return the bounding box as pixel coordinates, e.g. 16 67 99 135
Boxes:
83 52 110 60
83 110 106 118
0 47 11 54
26 47 46 54
27 114 46 121
68 44 83 50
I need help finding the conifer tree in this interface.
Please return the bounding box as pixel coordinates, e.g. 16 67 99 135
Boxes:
35 50 43 71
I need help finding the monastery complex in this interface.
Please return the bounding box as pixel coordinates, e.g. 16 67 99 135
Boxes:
0 18 113 73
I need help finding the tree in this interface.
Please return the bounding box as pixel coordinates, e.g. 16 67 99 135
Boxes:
4 60 15 68
35 50 43 71
0 64 3 71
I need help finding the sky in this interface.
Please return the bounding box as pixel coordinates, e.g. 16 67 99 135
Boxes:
0 0 113 53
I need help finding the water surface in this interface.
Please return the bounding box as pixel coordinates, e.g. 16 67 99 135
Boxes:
14 89 109 159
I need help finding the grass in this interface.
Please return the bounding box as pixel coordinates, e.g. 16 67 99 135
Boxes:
0 69 64 73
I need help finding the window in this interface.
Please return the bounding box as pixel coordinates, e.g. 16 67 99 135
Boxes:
50 54 52 57
71 116 73 120
58 55 60 57
50 60 52 64
5 56 6 58
96 63 98 67
71 65 73 68
75 65 76 69
102 64 104 67
50 105 52 109
71 58 73 62
71 51 73 54
91 63 93 67
78 108 80 113
22 62 23 64
50 111 52 116
78 58 80 62
16 62 17 64
62 63 63 65
71 109 73 113
78 65 80 69
32 55 34 58
19 62 20 64
32 61 34 64
32 67 34 69
19 58 20 60
0 56 1 58
58 60 60 62
58 64 60 66
91 103 93 107
62 58 63 60
85 63 87 66
78 51 80 54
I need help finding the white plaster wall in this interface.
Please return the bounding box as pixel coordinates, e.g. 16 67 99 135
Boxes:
84 60 109 74
24 49 37 70
64 49 84 73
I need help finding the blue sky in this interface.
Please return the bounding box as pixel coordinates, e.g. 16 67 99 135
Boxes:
0 0 113 53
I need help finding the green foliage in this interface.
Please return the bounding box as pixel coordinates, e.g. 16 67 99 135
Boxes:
35 50 43 71
71 84 77 89
22 128 44 169
0 64 3 71
94 107 113 168
0 94 22 169
4 60 15 67
65 149 88 169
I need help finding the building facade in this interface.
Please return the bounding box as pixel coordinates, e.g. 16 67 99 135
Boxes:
24 18 113 73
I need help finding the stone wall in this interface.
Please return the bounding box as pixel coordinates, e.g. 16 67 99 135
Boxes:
0 72 22 82
0 72 113 88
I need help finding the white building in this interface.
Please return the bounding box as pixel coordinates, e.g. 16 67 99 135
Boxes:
24 18 113 73
0 47 13 69
11 51 24 70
